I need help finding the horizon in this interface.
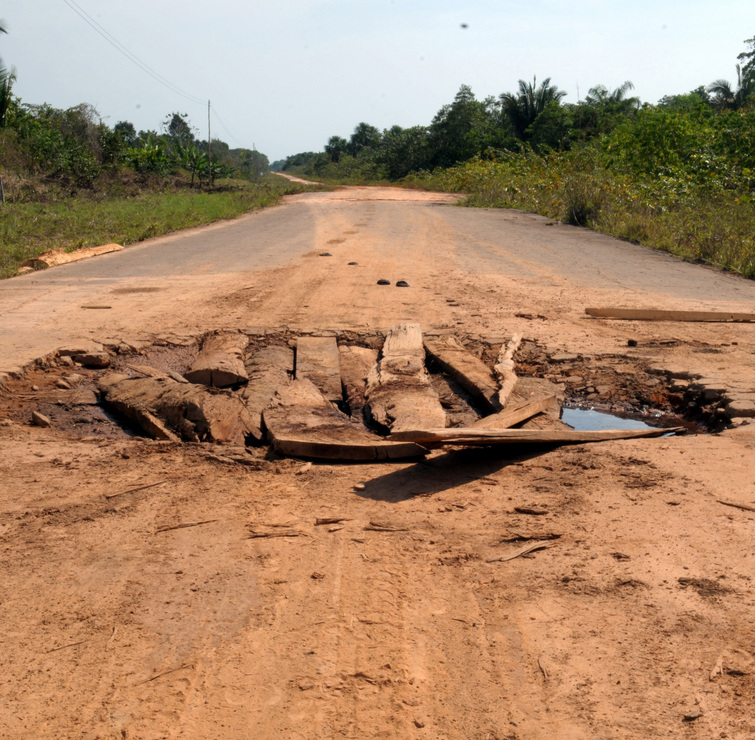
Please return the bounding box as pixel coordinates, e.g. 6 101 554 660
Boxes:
3 0 753 161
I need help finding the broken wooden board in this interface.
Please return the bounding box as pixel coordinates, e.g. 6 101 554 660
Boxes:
470 395 558 430
339 345 378 422
296 336 342 402
185 331 249 387
366 323 446 432
241 344 294 441
423 335 499 412
507 377 569 431
99 374 254 445
21 243 123 270
387 426 680 448
585 307 755 323
495 334 522 408
263 378 427 461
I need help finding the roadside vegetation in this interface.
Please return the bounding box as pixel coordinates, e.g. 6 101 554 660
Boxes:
0 177 310 279
2 19 754 281
278 36 755 279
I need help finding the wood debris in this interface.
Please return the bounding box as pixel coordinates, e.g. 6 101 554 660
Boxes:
263 378 427 461
247 529 305 538
155 520 218 534
586 307 755 323
514 506 549 516
494 333 522 408
22 243 123 271
423 335 499 411
126 364 189 384
105 480 166 500
241 344 294 441
138 664 194 685
387 426 680 448
365 323 446 432
470 395 557 430
717 499 755 513
486 542 550 563
538 656 550 680
505 377 569 431
185 331 249 387
364 521 409 532
296 336 342 402
338 345 378 421
46 639 89 653
31 410 51 428
315 517 351 526
497 532 561 543
98 373 255 445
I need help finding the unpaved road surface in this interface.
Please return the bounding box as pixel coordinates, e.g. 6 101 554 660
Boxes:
1 187 755 739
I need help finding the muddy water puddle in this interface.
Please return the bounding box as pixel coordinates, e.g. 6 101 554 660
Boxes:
562 407 658 432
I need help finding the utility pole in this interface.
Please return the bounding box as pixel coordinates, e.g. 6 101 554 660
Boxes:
207 100 212 187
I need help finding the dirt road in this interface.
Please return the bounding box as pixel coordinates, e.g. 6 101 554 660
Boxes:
1 187 754 739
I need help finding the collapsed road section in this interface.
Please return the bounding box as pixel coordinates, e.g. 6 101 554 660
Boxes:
0 323 709 460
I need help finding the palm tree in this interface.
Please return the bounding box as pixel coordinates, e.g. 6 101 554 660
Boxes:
708 65 755 111
500 76 566 140
0 18 15 128
585 81 639 112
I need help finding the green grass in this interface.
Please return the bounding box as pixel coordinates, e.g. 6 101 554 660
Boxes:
0 175 318 279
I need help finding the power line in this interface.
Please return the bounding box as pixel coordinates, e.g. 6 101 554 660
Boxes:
62 1 250 148
61 0 206 107
210 105 247 149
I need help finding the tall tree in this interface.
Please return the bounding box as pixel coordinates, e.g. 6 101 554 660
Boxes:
500 76 566 141
379 125 430 178
347 123 381 156
574 81 640 137
585 81 639 112
428 84 498 167
163 112 195 146
738 34 755 79
708 65 755 110
0 18 16 128
325 135 348 163
113 121 138 147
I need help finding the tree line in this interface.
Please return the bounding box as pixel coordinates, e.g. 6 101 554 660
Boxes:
0 21 268 196
274 35 755 182
1 102 268 192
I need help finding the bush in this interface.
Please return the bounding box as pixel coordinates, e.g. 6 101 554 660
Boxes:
420 135 755 279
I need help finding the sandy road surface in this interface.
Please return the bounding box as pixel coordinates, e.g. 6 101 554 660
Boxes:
1 187 755 739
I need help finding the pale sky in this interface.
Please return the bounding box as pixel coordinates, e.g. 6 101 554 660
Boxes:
2 1 753 162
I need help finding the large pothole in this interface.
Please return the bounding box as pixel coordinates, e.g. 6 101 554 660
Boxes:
0 328 715 455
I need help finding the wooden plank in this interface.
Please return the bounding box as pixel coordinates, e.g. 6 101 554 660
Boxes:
586 307 755 323
185 331 249 387
296 336 342 402
263 379 427 461
339 345 378 421
270 436 428 461
470 395 557 430
366 323 446 432
387 426 680 448
99 374 254 445
21 243 123 270
241 344 294 441
423 336 499 411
